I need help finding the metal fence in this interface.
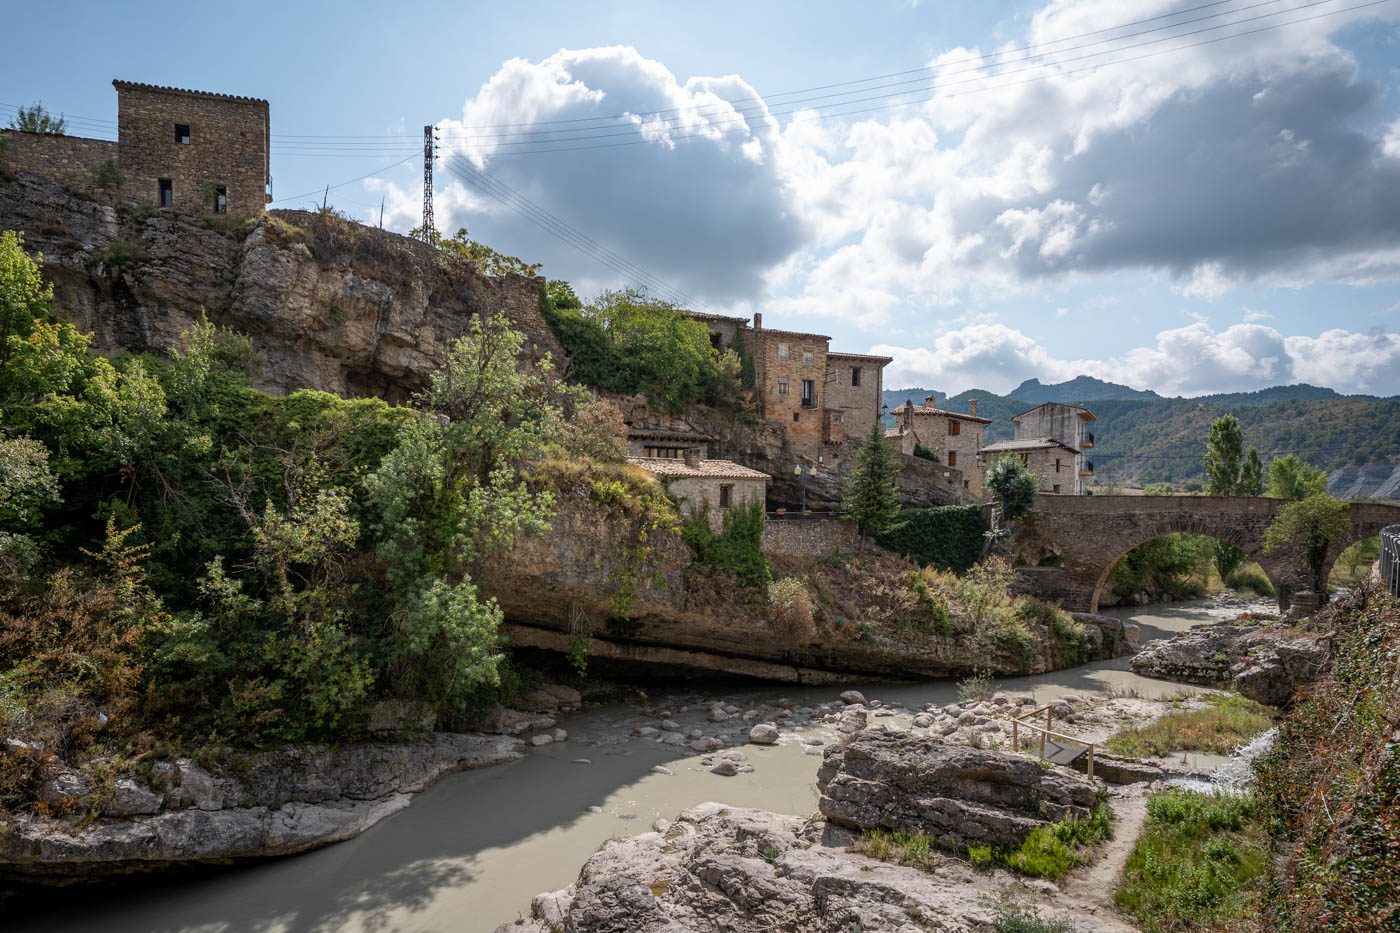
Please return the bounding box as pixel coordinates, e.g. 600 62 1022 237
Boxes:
1383 525 1400 597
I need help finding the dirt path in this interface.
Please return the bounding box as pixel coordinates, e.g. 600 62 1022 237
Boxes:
1053 787 1151 932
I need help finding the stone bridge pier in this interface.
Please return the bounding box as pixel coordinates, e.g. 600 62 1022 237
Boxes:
1011 495 1400 614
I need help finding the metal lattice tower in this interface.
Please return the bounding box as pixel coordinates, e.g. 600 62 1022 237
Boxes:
420 124 436 242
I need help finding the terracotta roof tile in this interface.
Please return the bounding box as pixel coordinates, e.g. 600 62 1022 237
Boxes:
627 457 771 481
113 79 268 105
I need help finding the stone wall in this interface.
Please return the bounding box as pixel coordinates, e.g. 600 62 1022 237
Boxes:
1012 495 1400 613
761 517 862 557
667 474 766 530
1 130 118 187
115 82 269 218
1021 447 1082 496
824 353 887 444
908 407 986 495
748 327 829 457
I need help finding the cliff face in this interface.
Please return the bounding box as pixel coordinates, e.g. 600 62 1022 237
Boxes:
0 171 562 401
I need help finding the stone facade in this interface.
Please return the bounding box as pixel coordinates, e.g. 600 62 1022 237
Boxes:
983 403 1095 494
115 81 270 218
625 428 714 459
760 517 862 558
981 440 1081 495
744 318 831 458
1011 494 1400 613
627 454 768 530
825 351 892 444
0 130 119 189
687 311 748 352
892 395 992 496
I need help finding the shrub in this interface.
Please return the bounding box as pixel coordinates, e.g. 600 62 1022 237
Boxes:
971 797 1113 880
876 504 987 573
957 669 997 703
681 500 771 585
1225 566 1275 598
986 455 1038 522
984 888 1080 933
986 615 1038 669
767 577 815 644
912 443 939 463
1105 695 1273 758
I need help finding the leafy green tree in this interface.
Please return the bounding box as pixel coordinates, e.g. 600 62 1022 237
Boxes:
434 227 542 277
546 279 582 311
1202 414 1244 495
986 455 1038 523
731 331 756 390
1239 446 1263 496
0 231 53 376
1265 454 1328 500
7 103 66 135
0 437 58 584
913 443 939 463
1263 493 1352 591
843 424 902 543
366 315 578 722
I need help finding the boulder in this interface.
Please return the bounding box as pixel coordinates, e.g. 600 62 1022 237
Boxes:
748 723 780 745
817 730 1100 848
840 690 867 705
710 760 738 777
1132 623 1330 707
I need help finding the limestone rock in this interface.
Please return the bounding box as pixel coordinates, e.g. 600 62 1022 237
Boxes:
840 690 867 705
748 723 779 745
817 730 1100 848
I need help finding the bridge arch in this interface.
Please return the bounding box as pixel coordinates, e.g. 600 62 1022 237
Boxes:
1013 496 1400 615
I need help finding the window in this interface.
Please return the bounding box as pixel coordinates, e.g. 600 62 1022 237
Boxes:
778 342 790 361
802 348 813 364
212 185 227 214
175 123 190 144
158 179 173 208
1053 484 1062 494
948 419 961 435
832 413 842 424
719 484 733 508
963 480 970 489
792 412 800 422
801 379 815 407
851 367 862 387
1055 458 1061 473
777 377 789 396
947 450 957 467
709 333 722 350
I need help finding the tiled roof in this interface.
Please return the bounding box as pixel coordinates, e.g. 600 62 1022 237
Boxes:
883 428 905 438
980 437 1080 454
686 311 750 324
827 351 894 363
627 457 770 481
898 403 993 424
754 327 832 341
113 79 268 104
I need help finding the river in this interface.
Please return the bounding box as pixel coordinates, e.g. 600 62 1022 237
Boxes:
10 600 1246 933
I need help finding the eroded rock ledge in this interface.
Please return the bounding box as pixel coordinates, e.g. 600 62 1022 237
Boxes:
1129 622 1328 706
0 732 522 880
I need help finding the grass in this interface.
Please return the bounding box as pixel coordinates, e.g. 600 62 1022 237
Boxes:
1116 789 1267 932
855 828 942 871
1104 694 1272 758
984 888 1080 933
1225 565 1275 598
966 796 1113 880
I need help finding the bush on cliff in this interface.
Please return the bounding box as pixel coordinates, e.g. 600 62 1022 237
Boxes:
681 500 771 585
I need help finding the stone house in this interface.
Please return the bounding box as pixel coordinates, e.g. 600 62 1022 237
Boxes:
685 311 890 463
890 395 992 496
2 79 269 218
979 402 1096 495
627 450 769 529
625 427 714 460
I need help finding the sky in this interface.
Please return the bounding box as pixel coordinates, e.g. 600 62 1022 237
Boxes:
5 0 1400 397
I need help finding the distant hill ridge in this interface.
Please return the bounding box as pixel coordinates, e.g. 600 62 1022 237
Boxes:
881 377 1400 499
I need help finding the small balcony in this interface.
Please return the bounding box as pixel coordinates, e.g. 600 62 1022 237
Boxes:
801 398 818 409
1079 459 1094 476
1081 431 1094 448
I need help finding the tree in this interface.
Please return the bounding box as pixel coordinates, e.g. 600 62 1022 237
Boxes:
435 227 541 277
985 455 1038 523
1202 414 1244 496
0 231 53 376
1266 454 1328 500
1239 446 1263 496
1141 482 1175 495
843 424 902 543
7 103 66 135
1263 493 1352 592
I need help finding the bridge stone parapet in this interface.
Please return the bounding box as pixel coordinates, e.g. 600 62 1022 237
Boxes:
1013 495 1400 614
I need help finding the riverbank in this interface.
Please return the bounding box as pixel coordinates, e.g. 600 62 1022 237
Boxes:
1 597 1267 931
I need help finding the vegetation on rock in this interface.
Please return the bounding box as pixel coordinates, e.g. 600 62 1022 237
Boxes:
876 504 987 573
985 455 1038 523
1104 694 1273 758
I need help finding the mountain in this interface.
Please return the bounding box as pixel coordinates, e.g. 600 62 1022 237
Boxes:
1011 376 1160 404
1194 384 1377 407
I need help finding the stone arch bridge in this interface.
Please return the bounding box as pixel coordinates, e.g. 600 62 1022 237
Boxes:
1012 495 1400 614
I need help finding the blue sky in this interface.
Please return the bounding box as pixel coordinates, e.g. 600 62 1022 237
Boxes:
5 0 1400 396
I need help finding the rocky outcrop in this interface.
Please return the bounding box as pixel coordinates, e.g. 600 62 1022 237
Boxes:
0 171 561 402
496 802 1117 933
0 732 522 879
1130 623 1329 706
815 730 1101 848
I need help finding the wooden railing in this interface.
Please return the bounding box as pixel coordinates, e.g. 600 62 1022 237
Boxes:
1011 703 1096 777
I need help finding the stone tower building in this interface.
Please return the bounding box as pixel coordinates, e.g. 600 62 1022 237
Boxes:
113 81 270 217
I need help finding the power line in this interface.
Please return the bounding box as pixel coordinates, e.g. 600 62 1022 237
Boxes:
267 154 417 206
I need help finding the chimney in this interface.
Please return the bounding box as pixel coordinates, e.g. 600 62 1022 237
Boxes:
753 312 762 330
968 398 978 417
925 395 937 409
683 447 700 469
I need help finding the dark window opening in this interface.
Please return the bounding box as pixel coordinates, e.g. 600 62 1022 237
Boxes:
710 333 722 350
175 124 190 145
792 412 800 422
801 379 815 407
158 179 173 208
947 450 957 467
1055 458 1061 472
1053 484 1062 494
719 484 733 508
213 185 227 214
851 366 862 387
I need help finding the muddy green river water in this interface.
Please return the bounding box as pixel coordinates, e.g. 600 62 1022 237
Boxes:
12 601 1242 933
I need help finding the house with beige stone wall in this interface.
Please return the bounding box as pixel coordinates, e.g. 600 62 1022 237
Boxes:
979 402 1096 495
627 450 768 529
2 79 269 218
890 395 992 496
